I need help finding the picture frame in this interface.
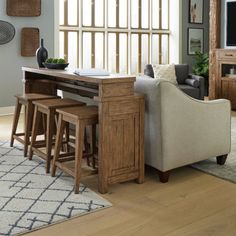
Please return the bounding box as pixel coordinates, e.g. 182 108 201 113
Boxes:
189 0 203 24
188 28 204 55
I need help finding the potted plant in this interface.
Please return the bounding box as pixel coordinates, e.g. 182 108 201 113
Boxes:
192 51 209 96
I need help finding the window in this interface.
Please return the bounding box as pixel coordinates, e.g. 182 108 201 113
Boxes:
59 0 170 74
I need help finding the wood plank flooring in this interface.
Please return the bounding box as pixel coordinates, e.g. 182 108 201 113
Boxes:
0 115 236 236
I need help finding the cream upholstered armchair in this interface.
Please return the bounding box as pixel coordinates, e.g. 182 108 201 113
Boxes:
134 76 231 182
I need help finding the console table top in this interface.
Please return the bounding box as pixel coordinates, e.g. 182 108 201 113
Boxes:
22 67 136 84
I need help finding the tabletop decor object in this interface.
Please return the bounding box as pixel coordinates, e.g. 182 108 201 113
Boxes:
36 38 48 68
43 58 69 70
0 20 15 45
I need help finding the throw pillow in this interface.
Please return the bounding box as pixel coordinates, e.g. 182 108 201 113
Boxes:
152 64 177 84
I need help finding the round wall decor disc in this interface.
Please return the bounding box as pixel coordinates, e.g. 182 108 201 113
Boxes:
0 20 15 45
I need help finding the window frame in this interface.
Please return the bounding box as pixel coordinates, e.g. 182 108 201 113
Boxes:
59 0 170 74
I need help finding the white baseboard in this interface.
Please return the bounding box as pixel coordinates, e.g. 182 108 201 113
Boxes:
0 106 15 116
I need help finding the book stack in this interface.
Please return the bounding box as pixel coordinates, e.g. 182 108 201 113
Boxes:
74 68 110 76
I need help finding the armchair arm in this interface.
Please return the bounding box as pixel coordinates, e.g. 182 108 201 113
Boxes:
188 74 205 99
185 78 199 88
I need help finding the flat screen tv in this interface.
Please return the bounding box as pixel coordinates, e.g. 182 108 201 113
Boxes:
225 0 236 48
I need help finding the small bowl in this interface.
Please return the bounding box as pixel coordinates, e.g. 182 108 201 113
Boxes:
43 62 69 70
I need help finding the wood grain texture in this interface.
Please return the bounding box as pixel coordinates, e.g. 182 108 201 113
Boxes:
7 0 41 16
100 83 134 97
21 28 39 57
209 0 221 99
22 67 135 84
215 49 236 109
22 68 144 194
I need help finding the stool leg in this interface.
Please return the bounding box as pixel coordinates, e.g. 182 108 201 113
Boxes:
24 102 33 157
84 127 90 166
51 114 66 177
91 124 97 169
42 113 47 140
65 122 70 152
10 99 22 147
45 110 55 174
29 106 41 160
74 121 85 194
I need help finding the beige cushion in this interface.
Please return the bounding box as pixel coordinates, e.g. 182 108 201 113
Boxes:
152 64 177 84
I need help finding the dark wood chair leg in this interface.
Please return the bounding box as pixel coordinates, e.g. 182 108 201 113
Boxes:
216 154 228 165
158 170 171 183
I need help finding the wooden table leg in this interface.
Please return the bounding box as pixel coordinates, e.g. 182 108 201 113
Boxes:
98 103 109 194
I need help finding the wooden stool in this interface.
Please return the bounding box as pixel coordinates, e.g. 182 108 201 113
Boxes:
29 98 85 173
10 93 59 157
51 106 98 194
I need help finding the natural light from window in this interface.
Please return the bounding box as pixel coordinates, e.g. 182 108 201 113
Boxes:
58 0 180 74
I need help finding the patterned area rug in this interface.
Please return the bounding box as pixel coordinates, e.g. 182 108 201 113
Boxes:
0 141 112 236
192 115 236 183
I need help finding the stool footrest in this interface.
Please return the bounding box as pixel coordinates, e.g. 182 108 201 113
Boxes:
55 160 98 178
13 135 25 145
13 133 25 137
57 156 75 162
55 161 75 177
32 148 48 160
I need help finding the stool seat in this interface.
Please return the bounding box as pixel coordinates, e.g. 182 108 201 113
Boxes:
56 106 98 120
52 106 98 194
16 93 58 101
33 98 85 109
29 98 86 173
10 93 59 157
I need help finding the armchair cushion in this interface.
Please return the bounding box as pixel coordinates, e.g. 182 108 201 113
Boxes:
144 64 205 100
152 64 177 84
175 64 189 84
144 64 154 78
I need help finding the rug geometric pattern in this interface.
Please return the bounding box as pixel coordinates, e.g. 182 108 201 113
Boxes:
0 141 112 236
192 115 236 183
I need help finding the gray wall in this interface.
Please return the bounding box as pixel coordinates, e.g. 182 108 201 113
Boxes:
0 0 55 107
182 0 210 71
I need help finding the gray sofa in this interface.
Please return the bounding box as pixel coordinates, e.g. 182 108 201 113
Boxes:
144 64 205 100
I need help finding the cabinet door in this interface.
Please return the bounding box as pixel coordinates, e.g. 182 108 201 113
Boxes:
221 80 229 99
107 100 140 178
229 81 236 109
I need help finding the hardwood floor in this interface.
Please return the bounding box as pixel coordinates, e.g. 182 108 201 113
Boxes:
1 115 236 236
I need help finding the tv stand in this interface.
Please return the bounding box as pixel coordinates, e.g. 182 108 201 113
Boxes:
216 49 236 110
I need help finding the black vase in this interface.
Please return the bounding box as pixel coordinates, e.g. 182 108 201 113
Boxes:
36 38 48 68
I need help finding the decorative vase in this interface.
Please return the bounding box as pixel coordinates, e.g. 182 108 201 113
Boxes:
36 38 48 68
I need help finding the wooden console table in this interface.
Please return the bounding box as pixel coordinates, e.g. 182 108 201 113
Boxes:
215 49 236 110
22 67 144 193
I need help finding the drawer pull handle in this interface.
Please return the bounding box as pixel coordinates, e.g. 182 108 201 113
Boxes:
225 54 233 57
